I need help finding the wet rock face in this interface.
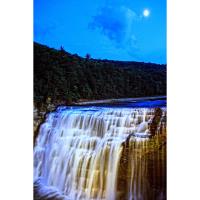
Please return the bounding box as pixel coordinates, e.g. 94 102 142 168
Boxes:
34 102 57 144
149 108 163 137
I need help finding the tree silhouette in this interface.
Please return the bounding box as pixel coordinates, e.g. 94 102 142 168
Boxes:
85 53 91 60
34 42 166 105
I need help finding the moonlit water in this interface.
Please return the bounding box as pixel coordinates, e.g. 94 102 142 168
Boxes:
34 106 166 200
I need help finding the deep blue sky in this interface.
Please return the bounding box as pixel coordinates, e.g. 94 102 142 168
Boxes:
34 0 166 64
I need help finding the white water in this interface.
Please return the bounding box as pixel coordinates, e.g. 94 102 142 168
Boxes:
34 106 166 200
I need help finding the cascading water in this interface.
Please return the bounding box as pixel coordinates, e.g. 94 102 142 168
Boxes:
34 106 166 200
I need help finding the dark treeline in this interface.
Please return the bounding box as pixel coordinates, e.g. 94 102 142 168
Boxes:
34 42 166 106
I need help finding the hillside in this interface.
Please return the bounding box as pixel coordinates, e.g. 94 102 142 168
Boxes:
34 42 166 138
34 42 166 106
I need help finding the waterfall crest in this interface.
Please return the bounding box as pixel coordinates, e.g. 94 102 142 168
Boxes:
34 106 166 200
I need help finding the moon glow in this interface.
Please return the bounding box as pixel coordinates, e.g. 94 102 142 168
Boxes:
143 9 150 17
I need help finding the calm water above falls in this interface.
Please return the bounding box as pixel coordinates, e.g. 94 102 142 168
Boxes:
34 101 166 200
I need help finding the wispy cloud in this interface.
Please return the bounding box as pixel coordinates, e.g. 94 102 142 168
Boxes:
89 4 138 51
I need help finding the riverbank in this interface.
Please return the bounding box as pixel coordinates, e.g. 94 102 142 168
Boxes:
75 96 166 105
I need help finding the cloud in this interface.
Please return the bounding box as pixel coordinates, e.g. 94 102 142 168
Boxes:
89 5 138 50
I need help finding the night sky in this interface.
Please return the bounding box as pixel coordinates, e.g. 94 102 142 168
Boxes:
34 0 166 64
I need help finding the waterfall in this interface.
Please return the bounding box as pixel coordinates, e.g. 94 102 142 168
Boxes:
34 106 166 200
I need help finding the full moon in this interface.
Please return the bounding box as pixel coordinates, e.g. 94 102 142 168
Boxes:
143 9 150 17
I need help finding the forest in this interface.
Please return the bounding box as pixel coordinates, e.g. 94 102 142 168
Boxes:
34 42 166 107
